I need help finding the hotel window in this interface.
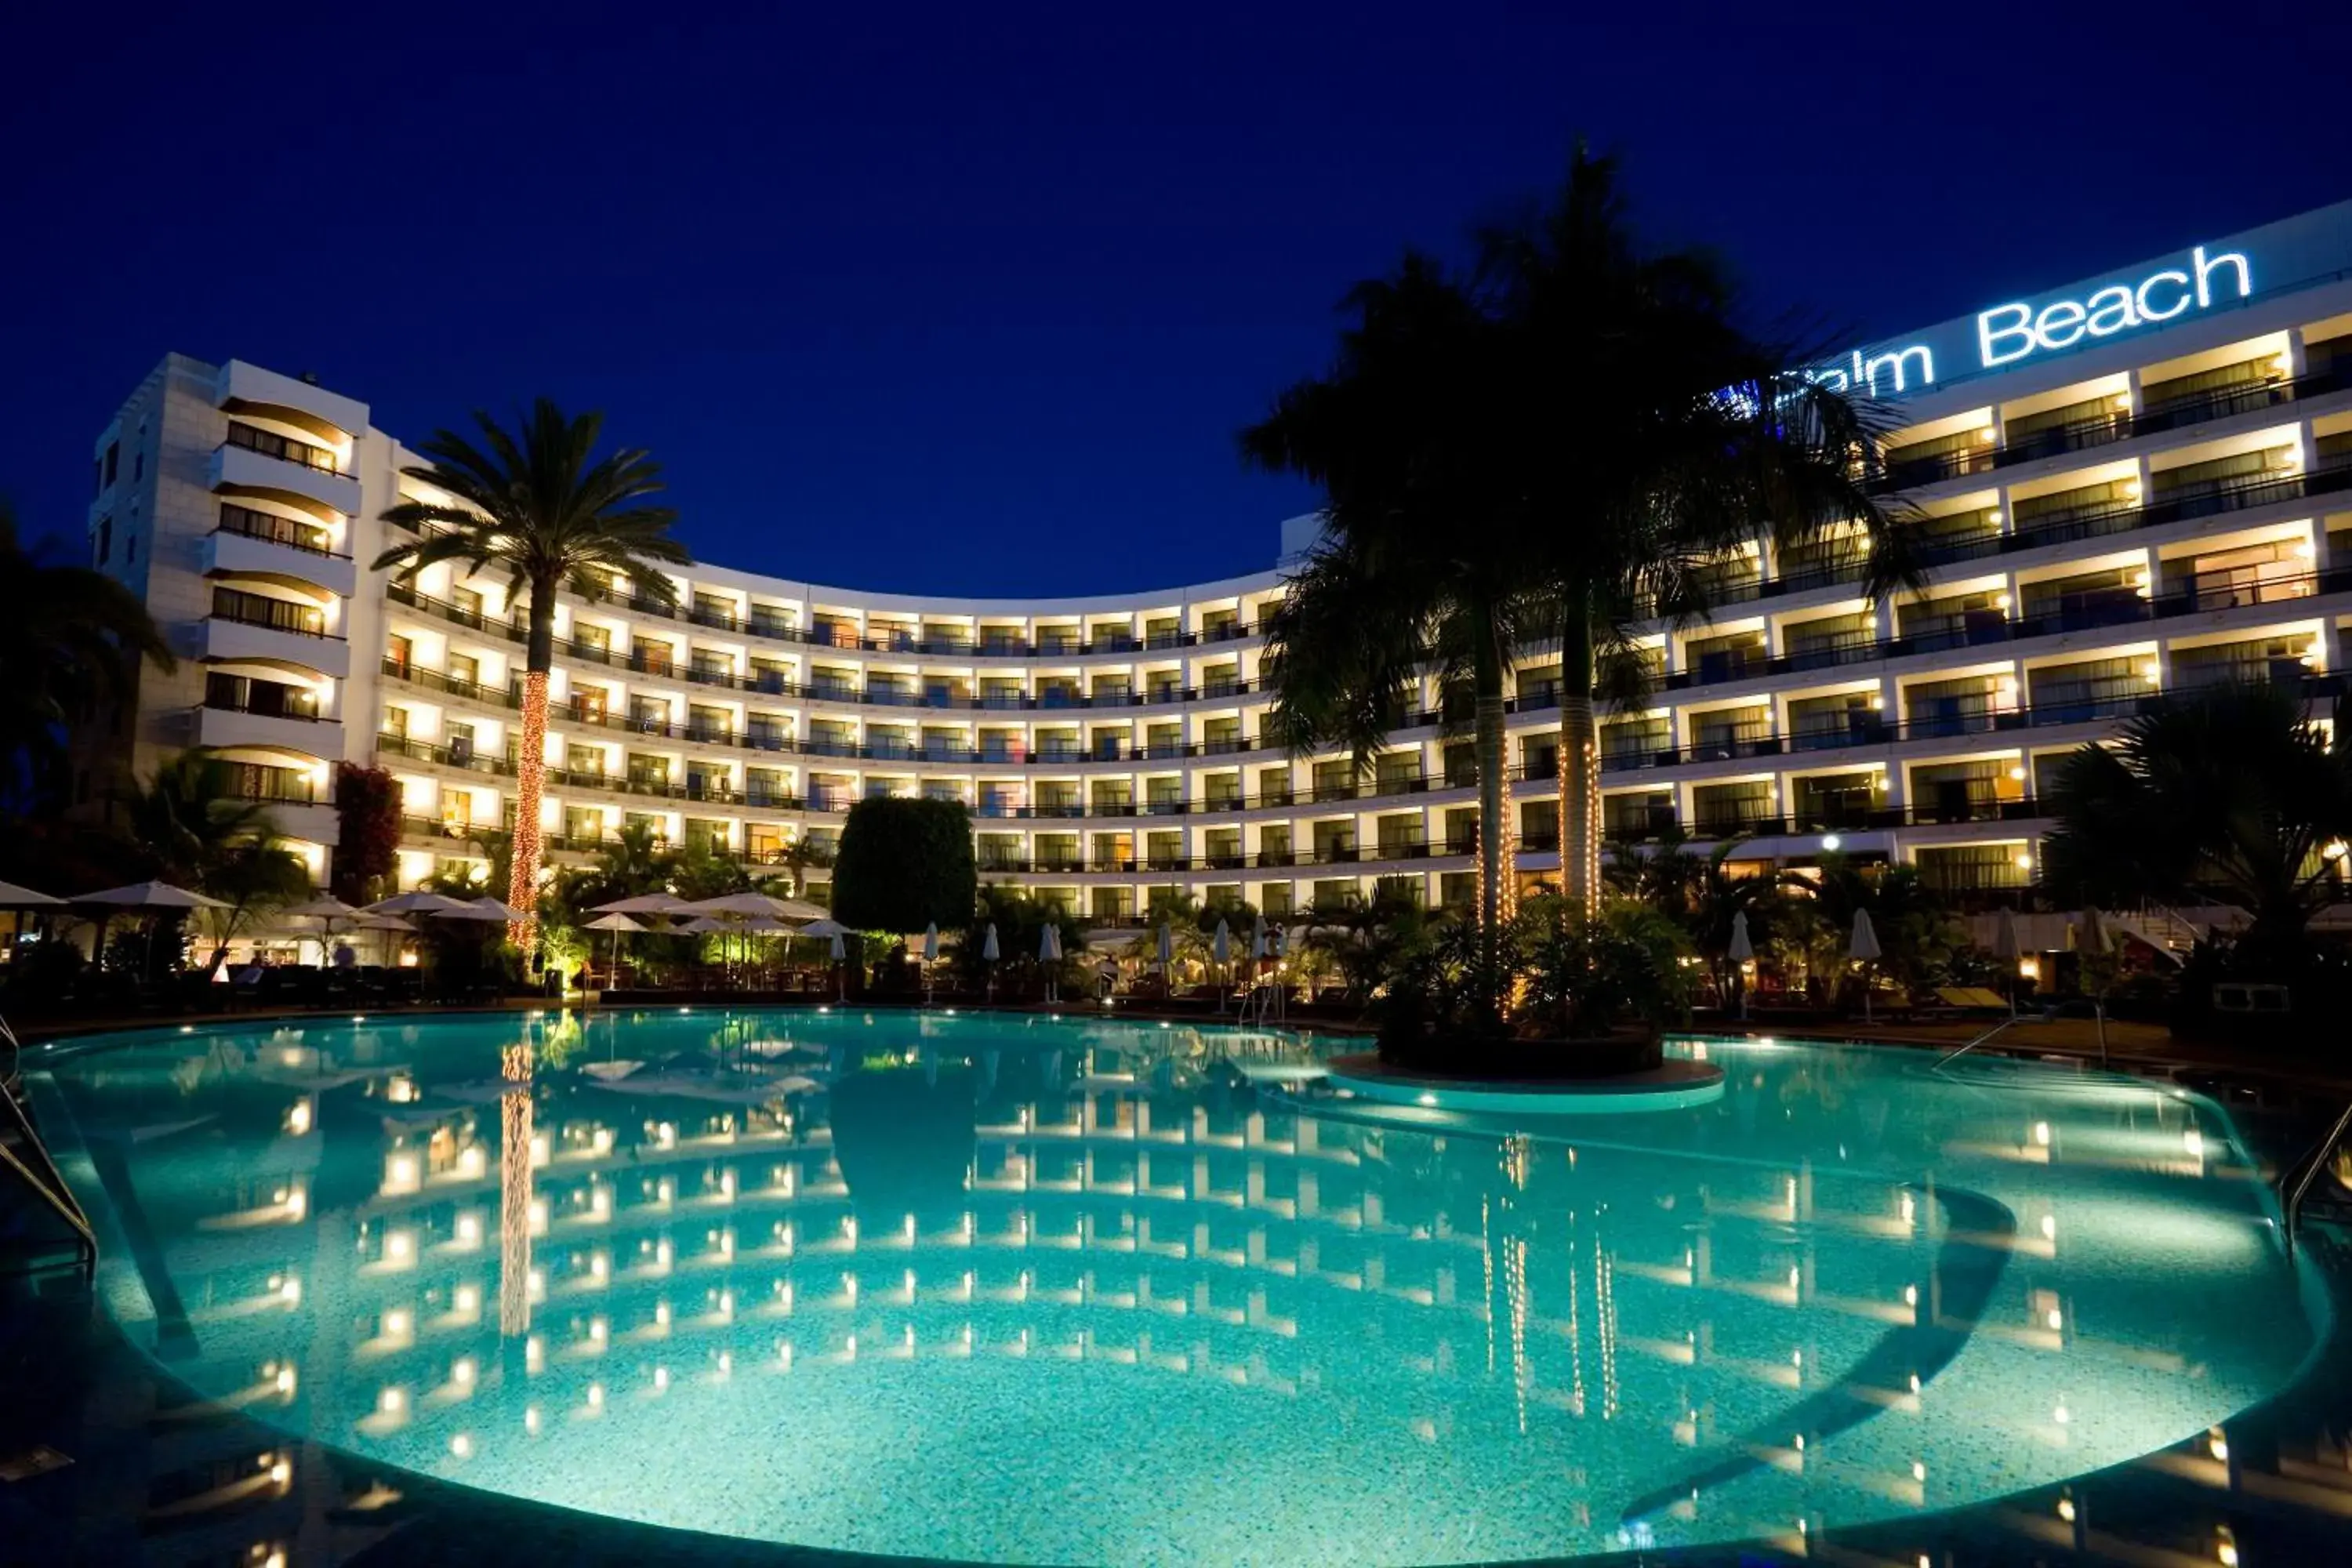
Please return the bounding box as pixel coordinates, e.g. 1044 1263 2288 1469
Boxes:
1256 764 1293 805
691 593 737 629
1437 873 1475 910
1145 777 1182 811
1260 883 1294 917
382 705 408 739
1517 735 1557 782
748 603 795 639
2020 567 2142 630
1374 876 1422 908
636 638 677 676
564 744 604 777
812 615 856 648
977 784 1022 818
1035 834 1080 871
1911 760 2018 825
1201 717 1241 754
748 823 788 863
1882 426 1994 485
868 726 915 758
626 753 670 788
1310 879 1357 912
2172 633 2317 691
1257 824 1294 866
1200 608 1240 641
2138 354 2287 430
746 768 788 806
624 812 663 842
1143 723 1181 758
1311 760 1355 803
2150 447 2297 505
1693 781 1773 837
1516 798 1556 851
1689 706 1770 760
687 704 730 742
691 648 732 683
628 696 670 732
2027 657 2143 724
1911 505 2005 564
1904 675 2003 737
1091 779 1134 815
686 763 724 800
1603 790 1675 840
868 673 914 705
1441 742 1476 787
1199 662 1240 698
1897 589 2007 650
977 833 1020 869
2162 540 2314 609
1376 751 1421 793
871 619 916 651
1685 631 1766 684
1516 662 1561 706
2003 392 2129 460
1091 887 1134 923
684 818 728 852
979 624 1023 654
1144 831 1181 870
1036 782 1080 817
1599 717 1668 767
2013 477 2138 542
1311 820 1356 862
924 675 969 707
1784 612 1873 669
1144 617 1182 649
1791 771 1875 829
1204 828 1241 866
1036 623 1080 655
1788 691 1882 752
563 808 603 843
920 622 967 652
1091 673 1132 704
1915 844 2031 892
1036 728 1080 760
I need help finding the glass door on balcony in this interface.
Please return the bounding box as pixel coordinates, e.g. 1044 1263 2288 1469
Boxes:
445 721 476 767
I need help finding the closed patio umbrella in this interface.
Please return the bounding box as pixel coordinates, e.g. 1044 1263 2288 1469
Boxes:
922 921 940 1005
1156 923 1174 991
1728 909 1755 1021
797 917 854 939
829 929 848 1002
1212 917 1231 1011
1848 910 1882 1024
982 921 1000 1004
1993 906 2023 1015
2078 905 2114 1065
1040 922 1062 1004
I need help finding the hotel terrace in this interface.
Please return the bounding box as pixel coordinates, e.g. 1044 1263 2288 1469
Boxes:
78 199 2352 924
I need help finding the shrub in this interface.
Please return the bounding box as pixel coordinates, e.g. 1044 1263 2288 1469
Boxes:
831 797 977 934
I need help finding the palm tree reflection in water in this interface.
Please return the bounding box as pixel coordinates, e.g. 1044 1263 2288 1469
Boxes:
499 1041 535 1341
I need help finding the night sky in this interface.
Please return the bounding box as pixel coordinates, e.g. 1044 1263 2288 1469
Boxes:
5 2 2347 596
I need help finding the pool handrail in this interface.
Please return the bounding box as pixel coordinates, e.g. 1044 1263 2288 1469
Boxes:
2281 1095 2352 1259
0 1011 98 1279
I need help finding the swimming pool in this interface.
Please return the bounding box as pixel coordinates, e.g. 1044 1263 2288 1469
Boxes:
32 1010 2321 1565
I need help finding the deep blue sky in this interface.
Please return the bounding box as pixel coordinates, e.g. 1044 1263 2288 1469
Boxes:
5 2 2347 595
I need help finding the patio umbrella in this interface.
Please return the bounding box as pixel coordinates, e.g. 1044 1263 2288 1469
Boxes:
797 917 854 939
1156 923 1174 991
829 929 848 1001
1212 917 1230 1011
433 899 520 923
686 891 825 920
982 920 1000 1004
80 880 228 910
922 921 941 1005
2078 905 2114 1065
585 912 648 981
366 891 471 916
0 880 63 909
1727 909 1755 1022
281 894 359 920
1848 910 1882 1024
1994 906 2023 1015
464 895 524 920
1040 922 1062 1004
590 892 698 916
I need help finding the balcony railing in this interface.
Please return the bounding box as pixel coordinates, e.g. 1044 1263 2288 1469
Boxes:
212 587 335 638
215 503 342 557
222 420 342 474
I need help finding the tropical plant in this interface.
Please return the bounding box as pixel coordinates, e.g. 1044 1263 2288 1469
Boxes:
832 797 977 933
1608 829 1785 1003
121 748 311 975
1243 256 1539 1002
775 833 834 899
0 501 174 799
372 401 691 951
1472 150 1914 914
951 885 1086 1000
1515 897 1696 1040
2043 681 2352 959
330 762 403 903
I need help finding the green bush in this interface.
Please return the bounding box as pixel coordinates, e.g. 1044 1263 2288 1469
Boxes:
831 797 978 934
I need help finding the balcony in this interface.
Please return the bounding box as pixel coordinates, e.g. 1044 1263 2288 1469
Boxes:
209 428 361 517
201 597 350 680
203 513 358 597
194 698 342 757
215 359 368 442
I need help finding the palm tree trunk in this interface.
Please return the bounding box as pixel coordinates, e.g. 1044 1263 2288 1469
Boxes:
509 580 554 955
1558 591 1601 920
1473 633 1510 981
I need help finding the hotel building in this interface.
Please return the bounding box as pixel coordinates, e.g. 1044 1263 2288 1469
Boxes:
78 199 2352 921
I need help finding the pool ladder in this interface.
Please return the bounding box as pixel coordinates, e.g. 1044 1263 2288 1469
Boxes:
0 1013 96 1280
2281 1096 2352 1259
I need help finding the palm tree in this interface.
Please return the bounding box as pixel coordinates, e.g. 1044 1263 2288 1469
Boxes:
0 501 174 797
2044 682 2352 956
1243 258 1548 991
123 748 310 975
1472 151 1913 915
374 401 689 951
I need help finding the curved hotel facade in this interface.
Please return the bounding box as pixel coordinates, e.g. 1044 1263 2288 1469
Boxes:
82 198 2352 920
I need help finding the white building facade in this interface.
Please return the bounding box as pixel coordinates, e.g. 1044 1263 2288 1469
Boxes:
80 199 2352 920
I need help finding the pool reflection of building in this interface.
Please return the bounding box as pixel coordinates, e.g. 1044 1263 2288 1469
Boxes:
99 1017 2284 1562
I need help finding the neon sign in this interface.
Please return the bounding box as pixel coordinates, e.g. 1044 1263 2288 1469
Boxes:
1976 245 2252 368
1815 239 2263 400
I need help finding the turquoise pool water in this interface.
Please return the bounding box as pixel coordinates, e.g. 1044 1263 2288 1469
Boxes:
38 1011 2318 1565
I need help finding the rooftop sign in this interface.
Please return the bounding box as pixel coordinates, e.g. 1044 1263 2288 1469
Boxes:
1810 198 2352 401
